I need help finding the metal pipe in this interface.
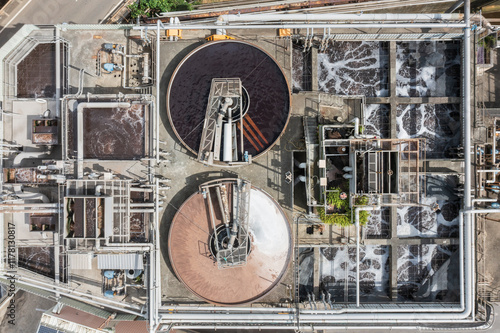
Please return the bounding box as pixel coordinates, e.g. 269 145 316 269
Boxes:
0 203 58 208
11 276 145 317
131 187 154 192
55 27 61 118
352 117 360 137
464 208 500 214
464 0 471 213
160 311 477 322
13 148 51 167
0 209 59 213
462 0 474 319
156 20 161 165
13 185 50 203
472 198 497 203
130 208 155 213
152 178 161 332
133 22 466 31
218 13 463 23
129 202 155 207
163 323 490 331
161 208 473 323
160 305 294 313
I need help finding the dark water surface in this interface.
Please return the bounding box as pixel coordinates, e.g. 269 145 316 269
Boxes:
168 41 290 157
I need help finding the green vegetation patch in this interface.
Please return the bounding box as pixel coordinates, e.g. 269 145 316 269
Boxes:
129 0 194 19
318 187 370 227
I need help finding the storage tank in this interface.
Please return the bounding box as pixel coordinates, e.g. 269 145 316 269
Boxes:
168 179 292 305
167 40 291 165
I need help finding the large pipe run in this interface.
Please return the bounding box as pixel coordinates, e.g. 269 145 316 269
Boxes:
462 1 473 320
218 13 463 23
13 148 51 167
134 22 466 31
13 185 50 203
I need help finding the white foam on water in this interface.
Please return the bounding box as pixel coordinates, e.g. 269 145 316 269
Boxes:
320 245 390 296
396 104 460 157
318 41 389 97
396 41 460 97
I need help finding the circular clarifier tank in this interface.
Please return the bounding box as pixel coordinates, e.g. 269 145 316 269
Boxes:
167 40 291 162
168 179 292 305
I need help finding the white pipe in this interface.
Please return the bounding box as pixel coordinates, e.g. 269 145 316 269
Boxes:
463 0 474 320
464 208 500 214
162 201 474 324
130 202 155 207
131 187 154 192
160 306 294 313
133 22 466 31
152 179 161 332
156 20 161 165
464 0 471 212
103 246 152 251
0 209 59 213
218 13 463 23
104 237 153 249
0 203 58 208
164 323 490 330
13 148 51 167
472 198 497 203
55 27 61 118
223 122 233 162
354 206 379 307
352 117 360 136
76 102 131 113
160 311 476 322
10 276 144 317
459 211 465 310
13 185 50 203
130 209 155 213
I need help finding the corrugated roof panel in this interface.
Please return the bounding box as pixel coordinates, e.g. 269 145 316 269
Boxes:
113 313 139 321
2 279 56 300
53 306 106 329
68 253 93 270
97 253 144 270
59 296 112 319
115 320 148 333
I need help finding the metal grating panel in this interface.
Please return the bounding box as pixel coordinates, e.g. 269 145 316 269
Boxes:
368 152 378 193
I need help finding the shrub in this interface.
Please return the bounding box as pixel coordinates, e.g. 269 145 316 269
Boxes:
129 0 193 19
326 188 348 210
318 194 371 226
318 207 351 227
